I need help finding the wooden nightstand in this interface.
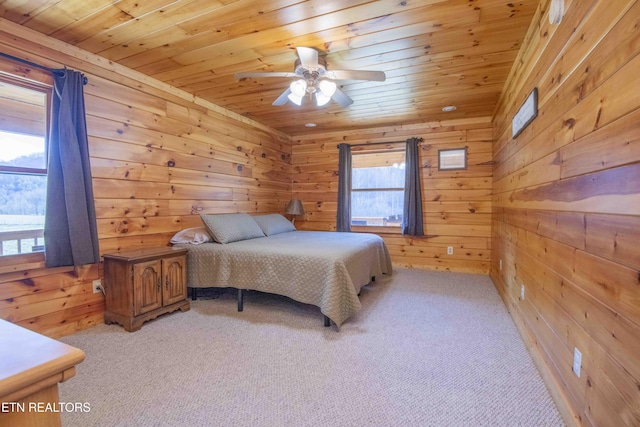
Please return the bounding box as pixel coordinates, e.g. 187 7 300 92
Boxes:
103 247 190 332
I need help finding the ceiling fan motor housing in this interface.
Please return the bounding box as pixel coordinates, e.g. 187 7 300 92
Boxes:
293 57 327 75
294 57 327 93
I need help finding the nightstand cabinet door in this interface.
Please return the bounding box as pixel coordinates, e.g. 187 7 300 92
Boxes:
162 256 187 306
133 260 163 316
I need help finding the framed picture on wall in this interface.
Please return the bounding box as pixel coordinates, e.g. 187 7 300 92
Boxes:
512 87 538 138
438 148 467 171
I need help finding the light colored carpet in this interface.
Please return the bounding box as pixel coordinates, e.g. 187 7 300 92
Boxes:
59 267 564 427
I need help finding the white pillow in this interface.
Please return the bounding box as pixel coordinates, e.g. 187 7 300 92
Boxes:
253 214 296 236
200 213 265 244
170 227 212 245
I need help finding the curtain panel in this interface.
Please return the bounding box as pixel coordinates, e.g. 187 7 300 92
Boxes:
336 144 352 232
402 137 424 236
44 69 99 267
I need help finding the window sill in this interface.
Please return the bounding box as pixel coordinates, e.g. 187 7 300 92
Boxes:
351 225 402 234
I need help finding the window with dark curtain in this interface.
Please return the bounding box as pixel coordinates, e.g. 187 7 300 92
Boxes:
402 137 424 236
44 69 99 267
336 144 352 232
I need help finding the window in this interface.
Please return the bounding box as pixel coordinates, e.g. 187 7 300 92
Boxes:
351 150 405 227
0 76 51 256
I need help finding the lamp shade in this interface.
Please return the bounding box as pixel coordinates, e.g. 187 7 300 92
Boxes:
285 198 305 216
287 93 303 105
318 80 337 97
290 79 307 97
316 80 336 106
315 91 331 106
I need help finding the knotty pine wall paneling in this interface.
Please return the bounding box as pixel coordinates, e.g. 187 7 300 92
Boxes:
491 0 640 425
0 19 292 338
291 118 493 274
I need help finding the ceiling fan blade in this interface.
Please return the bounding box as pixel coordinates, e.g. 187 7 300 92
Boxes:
324 69 386 82
272 88 291 106
296 47 318 68
235 72 298 79
331 88 353 107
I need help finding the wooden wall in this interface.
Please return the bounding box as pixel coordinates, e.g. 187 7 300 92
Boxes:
291 118 493 274
0 19 291 338
491 0 640 425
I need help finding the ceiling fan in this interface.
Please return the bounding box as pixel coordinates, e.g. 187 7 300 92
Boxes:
234 47 386 107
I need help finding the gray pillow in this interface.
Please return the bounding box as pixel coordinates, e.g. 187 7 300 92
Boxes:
253 214 296 236
200 213 265 244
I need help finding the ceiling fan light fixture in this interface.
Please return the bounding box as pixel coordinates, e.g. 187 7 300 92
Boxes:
315 80 337 106
290 79 307 97
236 46 381 108
315 92 331 106
318 80 337 97
287 93 303 106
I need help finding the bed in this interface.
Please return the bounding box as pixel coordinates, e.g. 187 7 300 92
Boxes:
172 213 392 328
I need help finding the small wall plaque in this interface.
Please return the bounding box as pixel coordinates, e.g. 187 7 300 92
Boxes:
438 148 467 171
512 87 538 139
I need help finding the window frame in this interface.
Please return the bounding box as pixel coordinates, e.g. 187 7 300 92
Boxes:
0 72 52 260
350 148 406 232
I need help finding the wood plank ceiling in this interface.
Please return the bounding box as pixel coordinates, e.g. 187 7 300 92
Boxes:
0 0 539 136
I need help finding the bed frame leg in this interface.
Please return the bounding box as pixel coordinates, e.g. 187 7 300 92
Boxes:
371 276 376 282
191 288 197 301
238 289 244 312
324 315 330 327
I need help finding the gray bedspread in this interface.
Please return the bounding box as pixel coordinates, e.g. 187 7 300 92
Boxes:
176 231 392 328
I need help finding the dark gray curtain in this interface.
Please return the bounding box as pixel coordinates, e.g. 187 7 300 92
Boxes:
45 69 99 267
402 137 424 236
336 144 352 232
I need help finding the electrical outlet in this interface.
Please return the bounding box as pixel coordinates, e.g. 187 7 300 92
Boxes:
499 259 503 270
93 279 102 294
520 284 525 300
573 348 582 377
447 246 453 255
